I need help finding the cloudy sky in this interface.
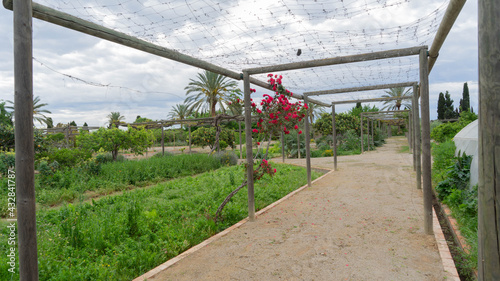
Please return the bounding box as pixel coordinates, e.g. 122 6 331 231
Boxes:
0 0 478 128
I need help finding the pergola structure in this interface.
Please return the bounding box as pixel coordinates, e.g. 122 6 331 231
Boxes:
6 0 500 280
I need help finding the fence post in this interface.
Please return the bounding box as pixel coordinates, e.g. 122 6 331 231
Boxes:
14 0 39 279
360 113 364 153
478 0 500 277
243 71 255 221
304 95 312 187
332 104 337 171
238 121 242 159
419 47 433 235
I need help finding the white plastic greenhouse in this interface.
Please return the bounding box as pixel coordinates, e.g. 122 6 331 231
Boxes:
453 120 478 187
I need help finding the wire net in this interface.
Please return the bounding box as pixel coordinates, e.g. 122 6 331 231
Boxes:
34 0 448 102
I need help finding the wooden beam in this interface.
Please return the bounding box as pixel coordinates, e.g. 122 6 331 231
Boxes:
304 82 417 96
243 46 423 75
331 96 413 105
2 0 280 93
478 0 500 278
13 0 39 280
428 0 467 73
419 47 433 235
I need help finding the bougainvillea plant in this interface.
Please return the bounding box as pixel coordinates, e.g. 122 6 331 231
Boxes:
215 74 307 221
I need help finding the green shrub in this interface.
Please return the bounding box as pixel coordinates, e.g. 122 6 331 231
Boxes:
191 127 235 150
214 151 238 166
47 148 92 168
431 111 477 143
338 129 360 151
435 152 472 201
431 140 457 184
0 151 15 176
95 151 125 164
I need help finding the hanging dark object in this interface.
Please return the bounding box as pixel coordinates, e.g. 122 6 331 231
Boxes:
297 49 302 56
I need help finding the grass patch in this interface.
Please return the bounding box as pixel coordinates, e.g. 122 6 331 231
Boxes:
398 145 409 153
0 154 223 215
0 163 320 280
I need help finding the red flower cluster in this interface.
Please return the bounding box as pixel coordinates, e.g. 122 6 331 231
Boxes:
251 74 307 136
252 159 276 180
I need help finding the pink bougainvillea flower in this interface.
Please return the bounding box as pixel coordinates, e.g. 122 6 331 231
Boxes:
252 129 259 133
257 142 260 145
298 130 302 134
273 168 277 173
294 125 298 129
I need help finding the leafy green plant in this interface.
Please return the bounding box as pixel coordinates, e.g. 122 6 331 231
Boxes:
0 151 15 176
191 127 235 150
0 164 320 280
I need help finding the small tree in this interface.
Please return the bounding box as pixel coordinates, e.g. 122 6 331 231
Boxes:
77 126 154 161
444 91 458 119
459 82 470 112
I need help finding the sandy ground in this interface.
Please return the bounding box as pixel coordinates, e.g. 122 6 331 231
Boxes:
142 137 448 281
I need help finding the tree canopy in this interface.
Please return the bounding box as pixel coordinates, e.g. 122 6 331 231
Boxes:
184 70 239 117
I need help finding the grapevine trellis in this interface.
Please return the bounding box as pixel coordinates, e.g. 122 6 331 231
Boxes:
5 0 500 280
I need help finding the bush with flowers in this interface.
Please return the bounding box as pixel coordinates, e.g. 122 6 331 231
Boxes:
215 74 307 221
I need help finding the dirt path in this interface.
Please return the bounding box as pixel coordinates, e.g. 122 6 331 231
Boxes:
142 137 448 281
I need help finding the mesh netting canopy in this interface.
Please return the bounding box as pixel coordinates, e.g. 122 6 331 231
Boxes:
34 0 448 102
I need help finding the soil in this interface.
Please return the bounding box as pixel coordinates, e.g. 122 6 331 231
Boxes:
144 137 448 281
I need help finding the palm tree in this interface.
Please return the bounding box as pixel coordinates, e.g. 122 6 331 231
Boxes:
6 95 52 126
184 70 238 117
381 87 412 111
107 112 125 128
168 104 191 121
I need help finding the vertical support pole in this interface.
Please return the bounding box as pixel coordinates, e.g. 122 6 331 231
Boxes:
413 85 422 189
419 47 433 235
409 111 413 152
243 71 255 221
367 118 370 151
238 121 242 160
360 113 364 153
304 95 312 187
281 131 285 162
297 128 300 159
371 119 374 150
332 104 337 171
188 125 192 154
478 0 500 278
14 0 39 279
161 126 165 155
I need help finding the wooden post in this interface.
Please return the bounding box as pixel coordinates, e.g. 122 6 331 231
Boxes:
161 126 165 155
408 111 412 152
413 84 421 189
366 118 370 152
332 104 337 171
297 128 300 159
360 114 364 153
188 125 192 154
281 131 285 163
419 47 433 235
371 119 374 150
13 0 39 279
304 95 312 187
238 121 242 160
478 0 500 278
243 71 255 221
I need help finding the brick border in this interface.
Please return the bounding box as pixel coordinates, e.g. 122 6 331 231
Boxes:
133 169 334 281
433 207 460 280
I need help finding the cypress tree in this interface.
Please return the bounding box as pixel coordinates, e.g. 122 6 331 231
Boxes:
461 82 470 112
437 92 446 120
444 91 457 119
